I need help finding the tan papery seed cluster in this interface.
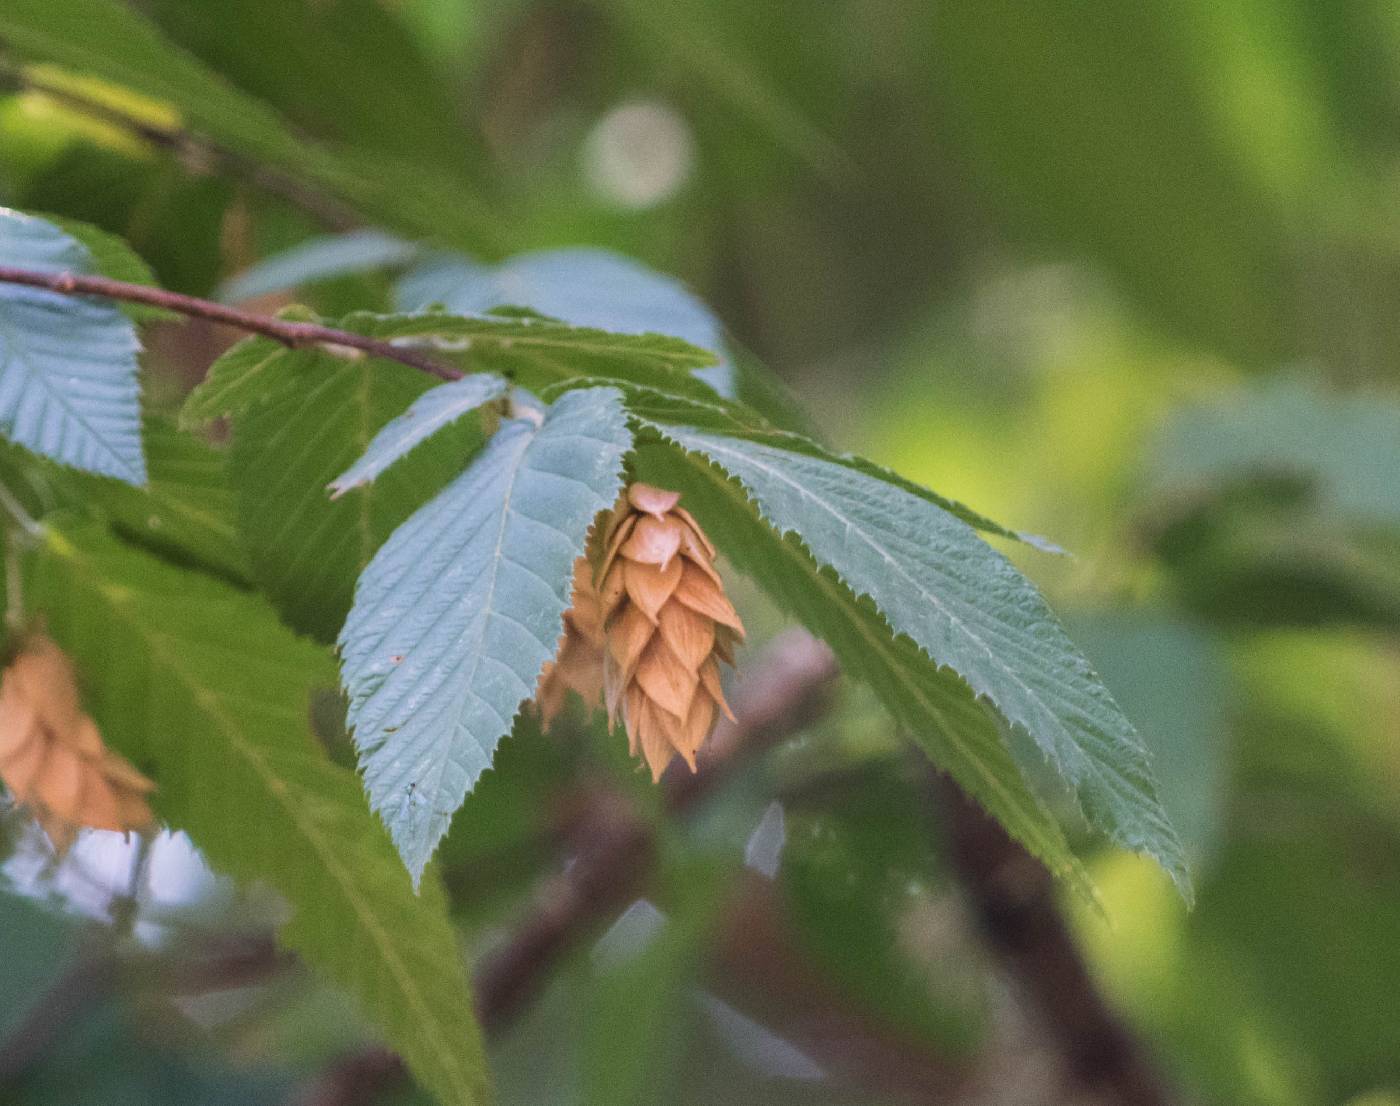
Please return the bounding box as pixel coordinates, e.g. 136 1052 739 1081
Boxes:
536 483 745 780
0 635 155 855
535 557 606 728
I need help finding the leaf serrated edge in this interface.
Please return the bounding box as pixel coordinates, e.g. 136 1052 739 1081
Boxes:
660 421 1189 894
43 526 487 1104
636 433 1101 905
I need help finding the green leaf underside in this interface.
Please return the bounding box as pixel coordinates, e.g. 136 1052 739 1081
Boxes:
648 426 1189 897
219 230 421 304
340 387 632 881
633 441 1098 901
32 521 488 1106
546 376 1059 553
0 0 499 250
0 209 146 483
330 372 509 496
185 336 483 642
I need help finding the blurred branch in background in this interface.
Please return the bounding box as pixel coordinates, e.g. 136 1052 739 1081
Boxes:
0 932 290 1091
296 632 1177 1106
296 632 840 1105
936 778 1173 1106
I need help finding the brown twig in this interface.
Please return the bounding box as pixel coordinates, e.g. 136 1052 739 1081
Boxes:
934 776 1176 1106
708 873 973 1102
475 631 839 1033
0 933 289 1088
0 266 465 382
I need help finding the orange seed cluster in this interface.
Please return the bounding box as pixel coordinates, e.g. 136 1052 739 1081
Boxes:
598 483 744 779
0 635 155 855
536 483 745 780
536 557 606 728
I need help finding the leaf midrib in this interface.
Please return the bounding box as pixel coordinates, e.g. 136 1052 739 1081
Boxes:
0 292 140 481
62 545 476 1101
378 319 715 367
680 432 1078 759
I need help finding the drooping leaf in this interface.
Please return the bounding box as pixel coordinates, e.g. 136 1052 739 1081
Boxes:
31 521 489 1106
633 440 1098 901
183 335 484 642
396 248 735 394
340 387 632 881
645 427 1188 896
0 207 145 484
219 230 421 304
0 0 500 251
330 372 508 497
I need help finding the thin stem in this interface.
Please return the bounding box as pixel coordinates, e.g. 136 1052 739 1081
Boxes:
0 479 43 541
4 531 23 635
0 266 465 383
933 775 1176 1105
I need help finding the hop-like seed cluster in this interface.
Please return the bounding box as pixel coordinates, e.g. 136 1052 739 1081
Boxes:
0 636 155 855
597 483 744 780
535 557 605 728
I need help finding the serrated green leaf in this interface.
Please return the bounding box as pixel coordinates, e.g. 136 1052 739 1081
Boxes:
547 377 1058 552
0 207 145 484
340 387 631 882
185 335 484 641
330 373 508 497
633 440 1098 902
650 426 1189 896
31 521 489 1106
0 0 499 251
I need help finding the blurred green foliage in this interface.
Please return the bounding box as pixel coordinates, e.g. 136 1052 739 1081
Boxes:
2 1 1399 1103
